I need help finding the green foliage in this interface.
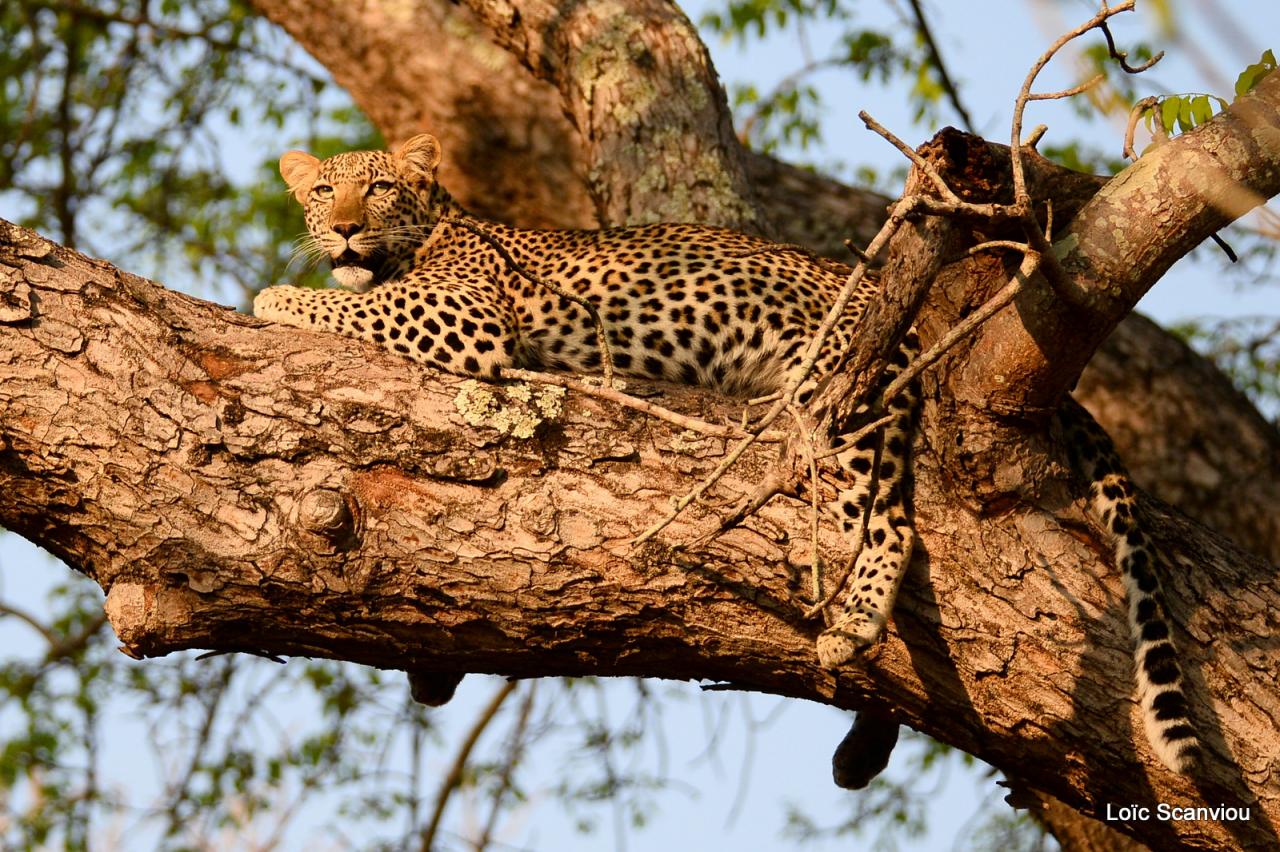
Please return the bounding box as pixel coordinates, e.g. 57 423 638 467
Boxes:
1235 48 1277 97
1134 49 1274 148
699 1 941 169
1171 316 1280 416
700 0 848 43
731 81 825 154
0 0 377 304
1138 92 1229 140
1076 41 1159 115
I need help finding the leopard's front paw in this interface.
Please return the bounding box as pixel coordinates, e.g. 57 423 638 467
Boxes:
253 285 303 322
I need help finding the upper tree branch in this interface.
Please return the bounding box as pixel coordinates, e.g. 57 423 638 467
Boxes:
1 220 1277 849
967 70 1280 412
250 0 780 234
450 0 766 231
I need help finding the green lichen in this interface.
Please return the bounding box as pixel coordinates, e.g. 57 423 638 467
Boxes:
453 380 565 439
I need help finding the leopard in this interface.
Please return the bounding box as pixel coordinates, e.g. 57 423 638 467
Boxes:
253 133 1198 776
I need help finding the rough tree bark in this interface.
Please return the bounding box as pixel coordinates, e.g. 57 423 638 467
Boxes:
2 1 1279 850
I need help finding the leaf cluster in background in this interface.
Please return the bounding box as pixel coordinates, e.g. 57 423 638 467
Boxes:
0 0 378 305
699 0 942 166
1130 49 1274 146
1235 48 1277 97
1172 316 1280 418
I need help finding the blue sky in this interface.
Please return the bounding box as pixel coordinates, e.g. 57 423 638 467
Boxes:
2 1 1277 849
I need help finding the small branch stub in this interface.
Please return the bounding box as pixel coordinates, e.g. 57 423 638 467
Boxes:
297 488 355 542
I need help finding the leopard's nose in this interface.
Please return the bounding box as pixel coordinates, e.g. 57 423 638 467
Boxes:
332 222 363 239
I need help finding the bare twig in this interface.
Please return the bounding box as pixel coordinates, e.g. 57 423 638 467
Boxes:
859 112 1025 221
1027 73 1106 102
843 238 871 264
906 0 976 133
860 112 964 205
879 249 1040 404
813 250 1040 464
419 679 518 852
693 470 790 550
814 412 897 462
1010 1 1143 206
1124 96 1163 160
746 391 783 407
965 239 1035 258
474 683 537 852
0 600 59 645
161 659 237 841
631 418 772 548
1100 18 1165 74
1007 2 1156 300
803 551 858 619
500 367 784 442
788 404 824 604
805 427 885 621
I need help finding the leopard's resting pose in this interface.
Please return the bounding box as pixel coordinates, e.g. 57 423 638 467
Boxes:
254 133 1199 775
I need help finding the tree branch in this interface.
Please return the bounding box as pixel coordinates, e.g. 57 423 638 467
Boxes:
451 0 766 231
970 70 1280 412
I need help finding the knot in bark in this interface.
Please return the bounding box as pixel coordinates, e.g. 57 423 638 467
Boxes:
298 488 354 540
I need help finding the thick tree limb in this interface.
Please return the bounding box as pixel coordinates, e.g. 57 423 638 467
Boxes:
251 0 596 229
247 0 887 248
2 220 1278 849
453 0 766 230
253 0 765 232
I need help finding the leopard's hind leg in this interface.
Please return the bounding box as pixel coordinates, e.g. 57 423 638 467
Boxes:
815 333 920 667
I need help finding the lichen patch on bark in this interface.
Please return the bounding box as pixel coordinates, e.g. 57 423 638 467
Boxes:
453 379 566 438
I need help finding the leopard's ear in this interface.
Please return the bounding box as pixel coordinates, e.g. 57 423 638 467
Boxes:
280 150 321 203
394 134 442 183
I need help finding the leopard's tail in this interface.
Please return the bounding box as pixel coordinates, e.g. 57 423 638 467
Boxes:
1061 400 1200 773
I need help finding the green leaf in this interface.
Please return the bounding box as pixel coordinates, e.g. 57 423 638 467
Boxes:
1191 95 1213 125
1160 97 1182 133
1177 97 1195 133
1234 48 1277 97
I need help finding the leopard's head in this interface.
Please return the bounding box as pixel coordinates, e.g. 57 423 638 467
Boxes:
280 134 445 291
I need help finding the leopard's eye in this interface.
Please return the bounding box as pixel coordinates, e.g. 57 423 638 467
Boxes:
368 180 395 197
313 184 335 198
